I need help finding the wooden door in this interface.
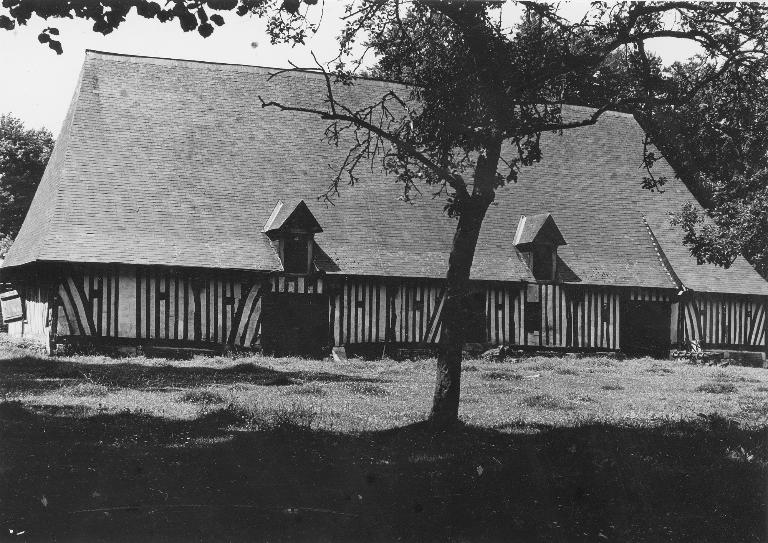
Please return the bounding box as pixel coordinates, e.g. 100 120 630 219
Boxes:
620 300 671 357
261 292 329 357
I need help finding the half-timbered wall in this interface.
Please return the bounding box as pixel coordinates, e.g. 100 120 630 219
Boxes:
6 283 50 342
55 266 323 348
8 263 766 355
329 278 447 346
46 268 677 352
329 280 630 350
680 293 766 349
516 284 623 350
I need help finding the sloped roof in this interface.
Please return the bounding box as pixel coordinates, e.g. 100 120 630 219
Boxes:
645 213 768 295
513 213 566 248
262 199 323 235
4 50 767 295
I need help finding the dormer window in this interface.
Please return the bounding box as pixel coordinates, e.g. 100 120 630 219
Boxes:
514 213 567 282
282 235 311 274
262 199 323 276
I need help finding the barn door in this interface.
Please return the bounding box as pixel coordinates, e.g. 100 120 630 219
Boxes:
261 292 329 357
621 300 671 357
465 290 487 344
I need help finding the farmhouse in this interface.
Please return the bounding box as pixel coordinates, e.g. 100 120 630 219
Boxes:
2 50 767 360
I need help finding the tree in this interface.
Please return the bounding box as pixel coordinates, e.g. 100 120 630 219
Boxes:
557 41 768 277
3 1 768 425
0 114 54 257
0 235 12 260
568 47 768 278
648 58 768 277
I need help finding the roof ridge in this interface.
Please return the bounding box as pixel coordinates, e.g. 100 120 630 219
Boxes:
642 215 684 291
84 49 414 90
83 50 637 118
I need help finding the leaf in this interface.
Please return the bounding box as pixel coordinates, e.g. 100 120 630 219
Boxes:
206 0 238 9
49 40 63 55
0 16 16 31
210 14 225 26
37 32 50 44
136 1 161 18
198 22 214 38
282 0 301 15
177 10 198 32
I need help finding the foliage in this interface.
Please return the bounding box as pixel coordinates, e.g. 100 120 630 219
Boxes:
565 46 768 276
658 58 768 276
0 234 12 259
0 114 54 246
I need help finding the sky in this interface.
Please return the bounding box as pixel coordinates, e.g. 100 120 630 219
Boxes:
0 1 703 136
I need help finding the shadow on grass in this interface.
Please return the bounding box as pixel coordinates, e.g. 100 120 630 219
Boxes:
0 355 383 395
0 401 765 543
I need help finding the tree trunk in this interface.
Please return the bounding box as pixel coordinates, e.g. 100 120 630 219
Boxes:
429 152 498 426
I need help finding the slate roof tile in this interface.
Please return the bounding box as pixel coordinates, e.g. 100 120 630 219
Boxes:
4 51 767 295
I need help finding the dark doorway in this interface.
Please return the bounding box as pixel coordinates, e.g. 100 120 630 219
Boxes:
621 300 671 357
261 293 329 357
464 291 487 344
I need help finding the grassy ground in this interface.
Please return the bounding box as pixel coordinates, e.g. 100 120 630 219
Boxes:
0 333 766 542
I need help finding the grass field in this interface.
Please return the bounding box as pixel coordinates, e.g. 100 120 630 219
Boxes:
1 333 766 542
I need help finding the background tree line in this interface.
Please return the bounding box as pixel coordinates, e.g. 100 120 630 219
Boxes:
0 114 54 259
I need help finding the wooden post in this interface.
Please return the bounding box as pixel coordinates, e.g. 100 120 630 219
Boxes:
763 297 767 368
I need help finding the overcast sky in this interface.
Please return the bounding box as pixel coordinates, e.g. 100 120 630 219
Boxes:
1 1 703 136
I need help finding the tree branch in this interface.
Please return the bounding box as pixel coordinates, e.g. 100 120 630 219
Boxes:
257 95 469 200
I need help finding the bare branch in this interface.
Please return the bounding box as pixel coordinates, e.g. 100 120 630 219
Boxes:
258 93 469 200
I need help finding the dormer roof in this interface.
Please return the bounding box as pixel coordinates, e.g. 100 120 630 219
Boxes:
513 213 566 250
262 199 323 237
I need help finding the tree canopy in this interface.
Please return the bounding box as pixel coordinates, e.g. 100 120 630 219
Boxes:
0 114 54 258
653 57 768 277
